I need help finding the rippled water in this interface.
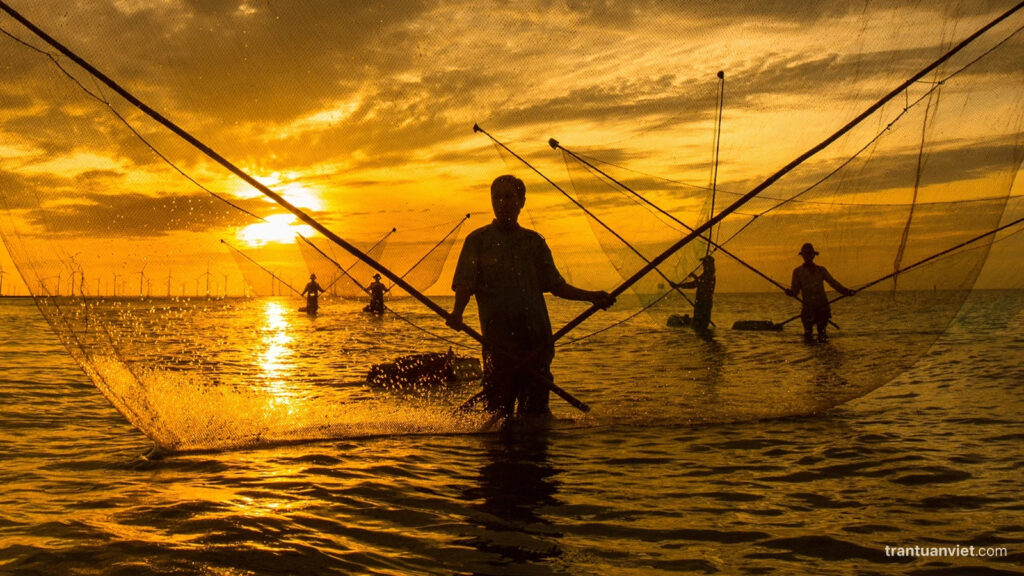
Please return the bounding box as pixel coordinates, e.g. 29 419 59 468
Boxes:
1 294 1022 575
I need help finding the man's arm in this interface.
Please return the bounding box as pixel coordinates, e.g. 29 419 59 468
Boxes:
550 282 615 309
822 268 855 297
447 287 472 329
784 268 800 298
673 275 697 290
448 233 478 330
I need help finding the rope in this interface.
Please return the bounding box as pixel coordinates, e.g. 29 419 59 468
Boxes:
0 26 269 224
1 22 478 356
558 289 675 347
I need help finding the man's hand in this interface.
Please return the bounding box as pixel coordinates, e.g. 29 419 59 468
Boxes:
784 288 796 297
842 288 856 297
590 290 615 310
446 312 464 331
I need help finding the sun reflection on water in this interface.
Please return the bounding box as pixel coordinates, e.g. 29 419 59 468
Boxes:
259 300 296 409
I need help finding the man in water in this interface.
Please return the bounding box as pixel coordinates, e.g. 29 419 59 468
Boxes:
448 175 615 420
785 243 854 342
672 255 715 334
367 273 386 314
301 273 325 314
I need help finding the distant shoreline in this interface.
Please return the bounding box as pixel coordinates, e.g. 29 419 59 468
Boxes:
2 288 1023 301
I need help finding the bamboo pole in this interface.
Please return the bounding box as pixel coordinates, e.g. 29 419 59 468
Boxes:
548 0 1024 344
0 2 589 412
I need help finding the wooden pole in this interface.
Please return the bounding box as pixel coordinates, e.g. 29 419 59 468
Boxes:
548 0 1024 344
776 215 1024 327
0 3 588 411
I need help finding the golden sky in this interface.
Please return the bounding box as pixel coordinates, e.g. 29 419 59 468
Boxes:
0 0 1022 296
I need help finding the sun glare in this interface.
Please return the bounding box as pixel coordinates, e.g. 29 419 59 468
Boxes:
238 213 315 247
233 173 324 212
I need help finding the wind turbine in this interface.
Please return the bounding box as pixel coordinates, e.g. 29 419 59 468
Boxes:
68 252 83 297
202 261 212 298
138 260 149 298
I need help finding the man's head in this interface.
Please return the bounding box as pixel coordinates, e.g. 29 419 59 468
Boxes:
373 273 381 281
310 274 317 280
490 175 526 227
799 242 818 263
701 254 715 272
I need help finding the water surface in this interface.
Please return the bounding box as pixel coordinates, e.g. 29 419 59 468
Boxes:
1 294 1022 575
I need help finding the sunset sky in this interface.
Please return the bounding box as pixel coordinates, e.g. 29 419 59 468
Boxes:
0 0 1021 297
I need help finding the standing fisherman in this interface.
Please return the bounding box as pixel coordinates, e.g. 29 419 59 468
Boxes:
301 273 325 314
366 273 386 314
672 255 716 334
448 175 614 421
785 243 854 342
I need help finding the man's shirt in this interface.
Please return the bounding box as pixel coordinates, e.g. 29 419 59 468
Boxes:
452 221 565 353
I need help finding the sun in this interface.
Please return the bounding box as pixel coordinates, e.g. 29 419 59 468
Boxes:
233 173 324 212
238 213 314 247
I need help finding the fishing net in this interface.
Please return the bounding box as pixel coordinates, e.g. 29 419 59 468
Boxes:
0 1 1022 452
381 215 471 296
296 232 392 298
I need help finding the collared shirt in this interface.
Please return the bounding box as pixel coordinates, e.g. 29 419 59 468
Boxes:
452 221 565 353
790 263 843 310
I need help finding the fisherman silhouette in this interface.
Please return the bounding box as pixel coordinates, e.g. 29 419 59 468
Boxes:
448 175 614 421
672 255 716 334
366 273 386 314
785 243 854 342
301 273 324 314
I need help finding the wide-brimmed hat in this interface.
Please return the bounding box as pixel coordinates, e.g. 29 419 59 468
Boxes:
310 273 317 279
373 273 382 280
799 243 819 256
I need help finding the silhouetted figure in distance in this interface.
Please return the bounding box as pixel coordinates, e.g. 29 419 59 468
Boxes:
301 273 324 314
448 175 614 422
672 255 715 334
785 243 854 343
367 273 386 314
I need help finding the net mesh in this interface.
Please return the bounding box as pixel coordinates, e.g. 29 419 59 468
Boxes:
0 1 1021 452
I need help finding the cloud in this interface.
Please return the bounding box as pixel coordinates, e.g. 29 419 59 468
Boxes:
2 1 1021 229
764 134 1022 200
21 191 269 237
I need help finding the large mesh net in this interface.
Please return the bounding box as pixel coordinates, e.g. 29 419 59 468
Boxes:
0 1 1021 452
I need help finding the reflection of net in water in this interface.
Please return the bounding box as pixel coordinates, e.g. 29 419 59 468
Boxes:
0 2 1022 452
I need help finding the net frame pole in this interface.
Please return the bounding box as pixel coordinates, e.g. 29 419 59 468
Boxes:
220 239 302 296
312 227 395 295
708 70 725 256
548 0 1024 344
474 124 705 315
0 1 590 412
776 215 1024 327
396 214 470 283
550 140 837 317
